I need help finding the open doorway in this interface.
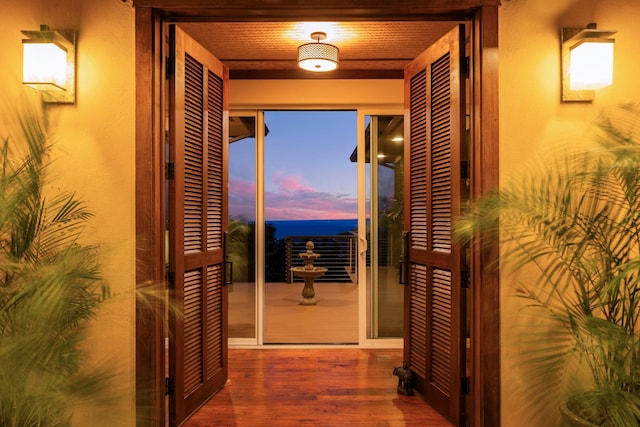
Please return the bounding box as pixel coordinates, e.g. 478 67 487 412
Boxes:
262 110 358 344
228 110 406 345
135 4 500 426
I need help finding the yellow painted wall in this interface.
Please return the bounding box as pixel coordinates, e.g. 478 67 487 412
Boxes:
0 0 136 425
230 79 403 108
499 0 640 425
3 0 638 425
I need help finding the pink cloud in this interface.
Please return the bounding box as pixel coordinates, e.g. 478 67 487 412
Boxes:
271 171 318 194
229 178 256 220
265 172 356 220
229 172 358 221
229 178 256 195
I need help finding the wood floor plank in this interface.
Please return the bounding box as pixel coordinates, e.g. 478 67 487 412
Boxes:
182 349 453 426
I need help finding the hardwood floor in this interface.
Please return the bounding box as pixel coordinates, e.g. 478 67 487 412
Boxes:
183 348 452 426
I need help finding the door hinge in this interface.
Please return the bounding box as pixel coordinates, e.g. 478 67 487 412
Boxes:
461 270 470 289
399 231 409 285
461 160 469 180
462 56 470 77
461 377 470 395
166 271 176 290
166 162 175 180
165 377 175 396
165 55 174 79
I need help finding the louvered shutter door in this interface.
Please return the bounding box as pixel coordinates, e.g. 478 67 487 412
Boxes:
168 24 229 426
403 25 466 426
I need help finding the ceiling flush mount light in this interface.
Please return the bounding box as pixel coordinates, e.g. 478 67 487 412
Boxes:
561 23 616 102
22 25 76 104
297 32 339 72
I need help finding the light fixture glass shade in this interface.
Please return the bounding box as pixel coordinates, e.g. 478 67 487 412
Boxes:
297 42 339 72
23 42 68 90
21 26 76 104
569 40 614 90
561 24 616 102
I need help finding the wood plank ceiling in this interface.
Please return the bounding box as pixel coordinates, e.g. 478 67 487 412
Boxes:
178 21 462 79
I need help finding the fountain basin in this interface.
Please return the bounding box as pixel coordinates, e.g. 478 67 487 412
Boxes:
290 266 328 279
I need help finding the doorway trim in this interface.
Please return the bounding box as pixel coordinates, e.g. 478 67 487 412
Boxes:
134 2 500 426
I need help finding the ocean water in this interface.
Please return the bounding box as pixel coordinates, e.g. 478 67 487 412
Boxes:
267 219 357 240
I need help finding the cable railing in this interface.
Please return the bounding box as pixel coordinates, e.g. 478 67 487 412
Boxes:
285 234 357 283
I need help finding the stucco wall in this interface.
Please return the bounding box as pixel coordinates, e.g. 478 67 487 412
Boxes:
0 0 136 425
3 0 638 424
230 79 404 108
499 0 640 425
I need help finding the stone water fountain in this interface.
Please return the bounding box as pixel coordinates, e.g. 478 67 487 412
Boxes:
290 241 327 305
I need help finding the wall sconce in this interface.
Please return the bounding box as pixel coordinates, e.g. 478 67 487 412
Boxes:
561 23 616 102
22 25 76 104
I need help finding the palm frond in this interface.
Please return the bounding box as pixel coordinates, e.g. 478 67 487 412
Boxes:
453 103 640 426
0 105 112 425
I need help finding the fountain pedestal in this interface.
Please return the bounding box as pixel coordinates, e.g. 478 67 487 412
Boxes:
290 241 327 305
298 270 325 305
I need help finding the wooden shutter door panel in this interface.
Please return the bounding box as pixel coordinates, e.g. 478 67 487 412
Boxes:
403 24 466 426
168 24 229 426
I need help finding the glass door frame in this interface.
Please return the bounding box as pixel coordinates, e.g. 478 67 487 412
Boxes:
228 108 403 348
358 109 403 349
228 110 264 347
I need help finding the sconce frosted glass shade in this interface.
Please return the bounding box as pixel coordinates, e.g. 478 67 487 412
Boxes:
561 25 616 101
22 42 68 90
297 42 339 72
569 40 614 90
21 26 75 104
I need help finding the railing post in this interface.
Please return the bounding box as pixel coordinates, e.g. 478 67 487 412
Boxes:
350 235 356 274
281 235 357 283
285 237 292 283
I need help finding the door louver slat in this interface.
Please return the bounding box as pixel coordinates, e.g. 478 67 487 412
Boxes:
409 69 428 251
207 73 223 251
409 263 428 379
183 269 203 396
430 53 452 253
404 25 465 426
206 265 223 378
169 25 228 426
430 268 452 394
184 53 204 255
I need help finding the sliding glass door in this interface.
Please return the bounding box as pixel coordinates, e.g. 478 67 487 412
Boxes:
227 114 258 343
262 111 358 344
227 110 403 345
364 114 405 339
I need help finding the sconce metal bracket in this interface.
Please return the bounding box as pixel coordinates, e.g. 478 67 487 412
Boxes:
561 27 594 102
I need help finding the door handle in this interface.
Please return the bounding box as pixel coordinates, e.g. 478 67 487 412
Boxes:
223 231 233 285
225 257 233 285
359 236 368 255
399 258 408 285
399 231 409 285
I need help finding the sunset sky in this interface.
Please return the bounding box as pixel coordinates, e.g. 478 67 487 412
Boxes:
228 110 359 221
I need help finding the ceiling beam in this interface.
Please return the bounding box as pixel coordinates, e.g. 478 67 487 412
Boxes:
133 0 496 21
230 69 403 79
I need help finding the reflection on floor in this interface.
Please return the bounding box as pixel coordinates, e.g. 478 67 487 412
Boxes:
228 282 255 338
229 266 404 343
182 348 453 427
375 266 404 337
264 282 358 344
229 282 359 344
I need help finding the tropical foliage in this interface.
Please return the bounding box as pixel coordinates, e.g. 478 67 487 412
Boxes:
0 106 109 426
454 104 640 426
